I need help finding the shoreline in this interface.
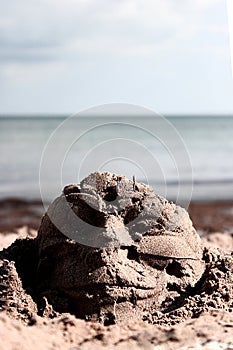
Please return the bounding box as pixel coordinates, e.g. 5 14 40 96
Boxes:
0 197 233 234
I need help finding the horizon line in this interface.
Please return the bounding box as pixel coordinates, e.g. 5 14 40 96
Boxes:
1 113 233 118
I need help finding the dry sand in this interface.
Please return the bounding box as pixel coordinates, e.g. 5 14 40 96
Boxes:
0 184 232 349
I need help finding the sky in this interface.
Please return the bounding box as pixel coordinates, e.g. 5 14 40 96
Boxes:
0 0 233 115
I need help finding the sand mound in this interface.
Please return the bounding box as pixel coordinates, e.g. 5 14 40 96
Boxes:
0 172 232 348
35 172 205 324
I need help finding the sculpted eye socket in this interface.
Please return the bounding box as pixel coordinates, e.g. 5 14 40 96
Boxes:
102 186 118 202
139 254 170 270
122 245 182 274
151 258 170 270
166 260 185 278
122 246 140 262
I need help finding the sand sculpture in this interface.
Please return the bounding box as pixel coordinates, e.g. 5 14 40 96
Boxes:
36 172 205 324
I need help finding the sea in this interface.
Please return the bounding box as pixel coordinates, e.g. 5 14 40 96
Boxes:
0 115 233 205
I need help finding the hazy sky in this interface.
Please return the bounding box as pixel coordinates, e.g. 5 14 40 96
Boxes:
0 0 233 115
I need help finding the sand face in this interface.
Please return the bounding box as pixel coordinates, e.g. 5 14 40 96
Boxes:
0 172 233 349
35 172 205 324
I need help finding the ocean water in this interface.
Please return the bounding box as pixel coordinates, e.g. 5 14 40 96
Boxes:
0 115 233 203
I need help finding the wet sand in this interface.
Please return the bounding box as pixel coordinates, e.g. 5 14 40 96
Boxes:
1 197 233 235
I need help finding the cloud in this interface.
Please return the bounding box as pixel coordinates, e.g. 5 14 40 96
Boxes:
0 0 225 63
192 0 222 9
0 0 231 115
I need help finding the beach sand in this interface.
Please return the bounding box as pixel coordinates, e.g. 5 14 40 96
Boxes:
0 196 232 349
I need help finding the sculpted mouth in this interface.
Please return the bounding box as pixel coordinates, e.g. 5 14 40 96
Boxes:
67 283 159 295
67 283 159 292
64 283 164 306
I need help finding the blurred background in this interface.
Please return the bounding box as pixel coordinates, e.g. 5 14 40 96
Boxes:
0 0 233 209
